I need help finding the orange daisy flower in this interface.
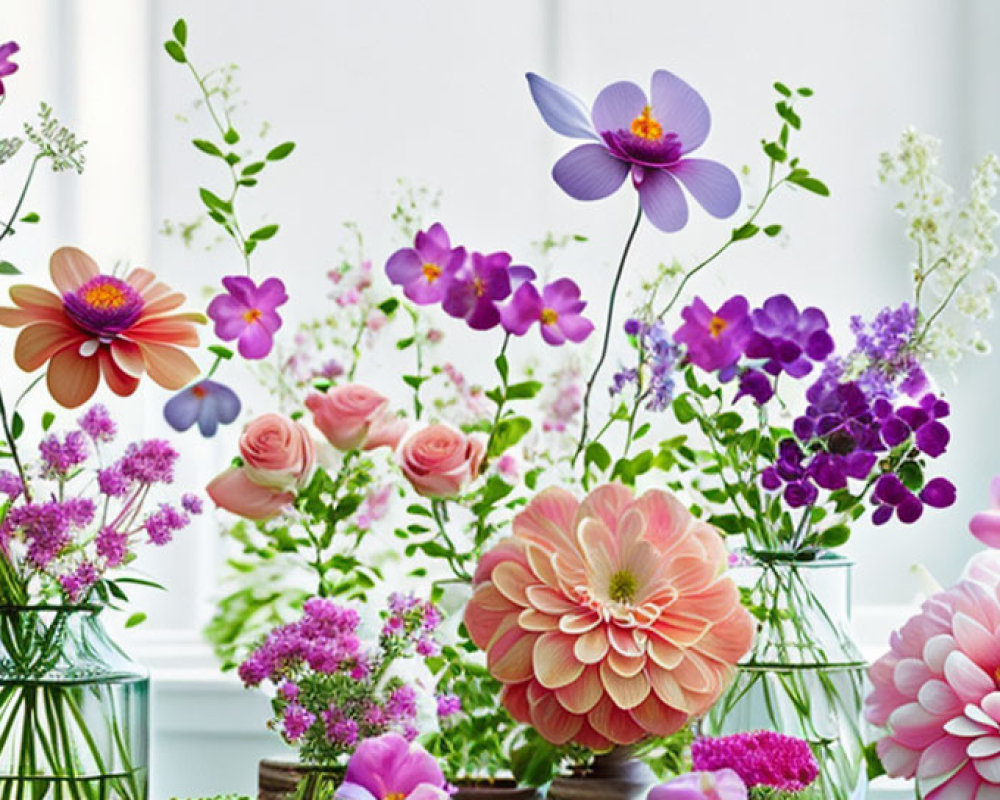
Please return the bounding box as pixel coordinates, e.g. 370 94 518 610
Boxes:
0 246 204 408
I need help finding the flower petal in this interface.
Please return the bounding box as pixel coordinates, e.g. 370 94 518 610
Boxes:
533 631 584 689
98 349 140 397
136 342 200 390
669 159 741 219
637 168 689 232
50 246 99 295
206 467 293 520
591 81 647 133
46 347 100 408
526 72 598 141
649 70 711 154
13 322 80 371
552 144 629 201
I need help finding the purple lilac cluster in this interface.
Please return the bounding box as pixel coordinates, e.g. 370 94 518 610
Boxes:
0 405 198 602
385 222 594 346
691 731 819 793
612 319 681 411
838 303 927 398
239 595 442 761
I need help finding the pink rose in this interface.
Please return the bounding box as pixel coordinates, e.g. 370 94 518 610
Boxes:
306 384 405 451
398 424 486 498
206 413 315 520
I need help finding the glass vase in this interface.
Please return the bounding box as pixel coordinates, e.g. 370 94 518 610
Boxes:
704 552 867 800
0 605 149 799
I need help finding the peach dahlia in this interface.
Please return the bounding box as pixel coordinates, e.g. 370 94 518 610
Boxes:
464 483 753 748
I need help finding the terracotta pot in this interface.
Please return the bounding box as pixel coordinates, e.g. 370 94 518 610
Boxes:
451 779 540 800
258 759 343 800
546 747 656 800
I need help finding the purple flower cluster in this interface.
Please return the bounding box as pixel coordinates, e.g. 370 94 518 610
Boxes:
435 693 462 719
0 470 23 500
78 404 117 443
691 731 819 792
58 561 99 603
386 223 594 346
383 591 443 657
847 303 926 398
120 439 179 484
143 503 191 546
1 498 95 569
611 319 681 411
39 431 88 477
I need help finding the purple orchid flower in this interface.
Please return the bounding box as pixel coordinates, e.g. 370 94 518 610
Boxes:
501 278 594 345
385 223 466 305
336 733 449 800
526 70 740 232
674 295 752 377
745 294 834 378
163 380 241 438
207 276 288 359
442 251 534 331
0 42 19 96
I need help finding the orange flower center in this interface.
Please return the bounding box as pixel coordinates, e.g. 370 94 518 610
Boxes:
708 315 728 338
608 569 638 604
191 384 208 398
82 283 128 310
540 308 559 326
630 105 663 141
474 277 486 298
243 308 263 324
385 795 405 800
422 262 442 284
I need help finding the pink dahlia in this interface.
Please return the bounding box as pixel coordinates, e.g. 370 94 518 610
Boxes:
866 551 1000 796
463 483 753 748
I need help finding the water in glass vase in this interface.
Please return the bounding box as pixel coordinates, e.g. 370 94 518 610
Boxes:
705 552 867 800
0 606 149 800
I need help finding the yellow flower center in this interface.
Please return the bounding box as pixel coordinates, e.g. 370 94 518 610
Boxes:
540 308 559 326
82 283 128 310
630 105 663 141
608 569 638 604
422 262 442 284
243 308 263 324
474 277 485 298
385 794 406 800
708 315 728 338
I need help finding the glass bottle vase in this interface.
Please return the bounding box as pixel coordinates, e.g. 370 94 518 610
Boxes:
704 552 867 800
0 605 149 799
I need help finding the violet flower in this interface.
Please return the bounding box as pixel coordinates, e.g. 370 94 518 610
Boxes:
385 223 466 305
207 276 288 359
501 278 594 345
335 734 449 800
674 296 752 377
163 379 242 437
442 251 533 331
745 294 834 378
647 770 747 800
526 70 740 232
0 42 19 96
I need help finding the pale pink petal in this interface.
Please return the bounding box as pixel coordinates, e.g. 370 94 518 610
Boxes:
916 735 968 779
573 628 609 665
555 666 602 714
944 651 996 704
50 246 99 294
533 631 584 690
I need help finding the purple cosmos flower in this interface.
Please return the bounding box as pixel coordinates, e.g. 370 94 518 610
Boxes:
745 294 834 378
337 733 450 800
501 278 594 345
385 223 466 305
207 276 288 359
442 251 534 331
163 380 241 437
674 296 752 377
0 42 19 97
526 70 740 232
648 770 747 800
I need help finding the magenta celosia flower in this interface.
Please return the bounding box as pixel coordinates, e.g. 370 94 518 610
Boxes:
0 42 19 97
648 770 747 800
282 703 316 742
865 551 1000 796
691 731 819 792
337 734 450 800
527 70 740 232
674 296 753 377
442 251 534 331
386 223 466 305
501 278 595 345
207 275 288 359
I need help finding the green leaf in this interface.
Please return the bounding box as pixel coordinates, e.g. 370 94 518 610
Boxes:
224 152 241 166
192 138 222 157
797 86 815 97
249 224 279 241
505 381 543 400
402 375 426 390
199 188 231 213
511 740 560 787
709 514 744 534
172 19 188 46
673 395 696 424
494 353 509 382
763 142 787 162
223 128 240 145
208 345 234 360
820 525 851 548
732 222 759 241
396 337 415 350
898 460 923 492
265 141 296 161
715 411 743 431
585 442 611 472
41 411 55 432
241 161 266 176
163 40 186 63
11 413 23 440
763 224 783 237
786 171 830 196
488 416 531 457
124 612 147 629
864 741 886 781
18 213 39 224
773 81 792 97
378 298 399 315
0 262 20 275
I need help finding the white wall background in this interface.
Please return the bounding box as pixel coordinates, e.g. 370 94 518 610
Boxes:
4 1 1000 796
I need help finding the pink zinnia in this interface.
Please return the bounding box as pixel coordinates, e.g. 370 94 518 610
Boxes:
865 551 1000 796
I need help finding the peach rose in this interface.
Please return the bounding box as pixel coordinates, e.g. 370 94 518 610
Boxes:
398 424 486 498
306 384 405 451
207 413 315 520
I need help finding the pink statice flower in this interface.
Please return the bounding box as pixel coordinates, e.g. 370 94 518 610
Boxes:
542 365 583 433
207 275 288 359
282 703 315 742
78 404 117 443
691 731 819 793
356 485 393 531
39 431 88 477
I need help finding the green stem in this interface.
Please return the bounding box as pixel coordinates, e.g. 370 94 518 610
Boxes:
0 387 30 504
483 334 511 467
430 500 471 583
0 155 42 244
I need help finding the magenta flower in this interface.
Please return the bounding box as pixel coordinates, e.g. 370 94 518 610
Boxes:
501 278 594 345
971 476 1000 548
385 223 466 305
745 294 834 378
163 379 242 438
335 734 449 800
207 276 288 359
527 70 740 232
442 251 534 331
691 731 819 793
0 42 19 96
647 770 747 800
674 296 752 377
